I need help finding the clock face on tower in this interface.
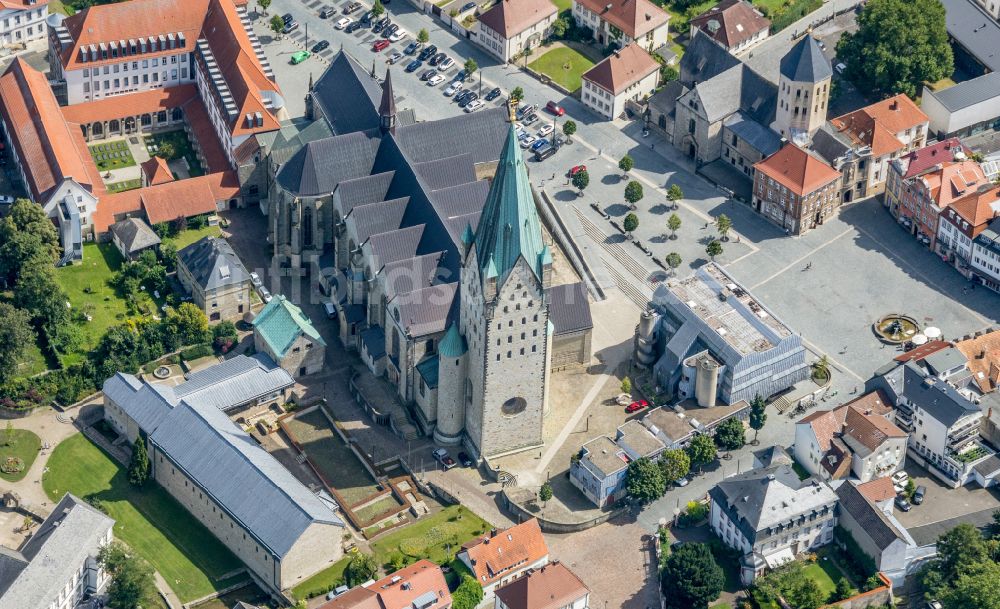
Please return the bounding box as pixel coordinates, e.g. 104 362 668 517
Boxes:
501 396 527 416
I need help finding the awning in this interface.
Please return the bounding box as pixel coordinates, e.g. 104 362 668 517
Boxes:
764 547 795 569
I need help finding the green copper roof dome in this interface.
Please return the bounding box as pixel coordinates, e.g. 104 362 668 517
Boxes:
472 124 547 285
438 322 467 357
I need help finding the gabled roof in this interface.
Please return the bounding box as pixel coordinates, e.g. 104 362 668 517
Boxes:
582 43 660 95
679 29 741 88
894 137 966 179
947 184 1000 234
92 171 238 234
478 0 558 38
110 217 161 253
754 143 840 196
312 50 383 135
873 361 981 428
925 72 1000 112
836 481 914 551
829 95 928 157
954 329 1000 394
141 156 175 186
60 83 200 126
854 477 896 504
689 0 770 50
461 519 549 587
276 131 380 196
317 560 450 609
548 282 593 335
779 35 831 83
574 0 670 39
253 295 326 357
177 236 250 291
494 562 589 609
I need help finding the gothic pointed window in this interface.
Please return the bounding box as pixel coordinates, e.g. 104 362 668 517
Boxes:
303 206 314 248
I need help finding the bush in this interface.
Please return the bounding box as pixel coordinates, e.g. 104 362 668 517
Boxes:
679 500 708 526
180 343 214 361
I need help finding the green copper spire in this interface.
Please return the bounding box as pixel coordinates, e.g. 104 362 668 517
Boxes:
438 322 467 357
473 124 547 285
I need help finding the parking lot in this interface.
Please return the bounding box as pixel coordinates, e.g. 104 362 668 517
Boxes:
895 462 1000 545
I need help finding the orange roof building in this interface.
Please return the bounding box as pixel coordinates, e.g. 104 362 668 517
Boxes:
141 156 175 186
493 562 590 609
317 560 451 609
752 143 841 234
476 0 558 62
458 519 549 597
937 184 1000 267
954 329 1000 394
581 43 660 120
689 0 770 54
92 171 237 234
572 0 670 51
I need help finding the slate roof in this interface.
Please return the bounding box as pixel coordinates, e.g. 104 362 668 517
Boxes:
940 0 1000 72
350 197 410 244
0 494 115 609
276 131 380 196
548 282 593 335
173 353 294 411
779 35 831 83
679 29 741 88
413 153 477 190
724 112 782 156
267 117 336 167
110 217 161 254
335 171 396 216
686 63 776 125
836 482 914 551
359 325 386 360
872 361 982 428
689 0 770 50
253 295 326 357
925 72 1000 112
312 51 383 135
177 236 250 291
393 106 509 165
391 282 458 336
380 252 447 301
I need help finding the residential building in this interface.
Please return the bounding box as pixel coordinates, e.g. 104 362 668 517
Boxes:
475 0 558 63
793 391 907 482
936 184 1000 278
953 329 1000 394
0 494 115 609
708 459 838 584
835 481 918 588
868 360 996 487
0 0 47 49
253 294 327 378
752 142 842 235
317 560 452 609
884 138 968 222
689 0 770 56
571 0 670 52
102 355 343 594
581 43 659 120
921 73 1000 140
642 400 750 449
109 216 160 260
570 421 665 507
638 262 809 405
892 158 988 248
493 561 589 609
457 519 549 600
177 236 252 322
972 216 1000 292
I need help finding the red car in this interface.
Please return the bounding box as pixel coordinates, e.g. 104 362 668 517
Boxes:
625 399 649 413
372 39 391 52
568 164 587 177
545 100 565 116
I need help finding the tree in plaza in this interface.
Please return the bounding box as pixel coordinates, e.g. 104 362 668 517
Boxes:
371 0 385 18
571 169 589 195
624 180 644 209
538 481 553 508
417 28 430 44
618 154 634 178
659 448 690 484
562 119 577 143
665 252 682 276
667 213 681 240
510 86 525 103
667 184 684 208
686 434 716 473
99 542 156 609
258 0 270 14
463 57 478 80
620 376 632 395
715 214 732 241
714 417 745 450
835 0 952 99
452 576 484 609
625 457 666 503
128 438 150 487
705 240 723 261
749 394 767 445
812 355 831 382
0 302 34 386
346 551 379 586
623 212 639 235
660 543 725 609
269 14 285 37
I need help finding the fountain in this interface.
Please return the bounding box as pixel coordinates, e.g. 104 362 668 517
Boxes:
873 314 920 344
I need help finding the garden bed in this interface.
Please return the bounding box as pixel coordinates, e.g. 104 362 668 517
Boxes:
89 139 136 171
0 429 41 483
145 130 204 177
528 46 595 92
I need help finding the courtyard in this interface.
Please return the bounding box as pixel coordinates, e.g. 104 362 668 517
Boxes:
527 43 598 93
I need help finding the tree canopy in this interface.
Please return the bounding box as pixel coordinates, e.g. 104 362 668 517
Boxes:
665 252 683 273
572 169 589 193
659 448 690 483
99 542 157 609
835 0 953 98
626 457 666 503
0 303 34 386
128 438 150 487
452 576 484 609
660 543 725 609
623 212 639 234
749 394 767 443
346 552 379 586
687 434 716 472
618 154 634 175
624 181 644 207
714 417 745 450
667 213 682 238
706 240 723 260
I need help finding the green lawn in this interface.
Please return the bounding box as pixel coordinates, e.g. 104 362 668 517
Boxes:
802 560 840 598
107 179 143 193
528 46 595 92
14 341 49 378
146 131 204 178
161 224 222 250
370 505 492 567
0 429 41 483
42 434 244 602
89 140 136 172
552 0 571 10
291 556 351 601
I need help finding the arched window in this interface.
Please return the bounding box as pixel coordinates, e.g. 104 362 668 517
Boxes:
92 122 103 136
141 114 152 127
303 206 314 248
172 107 183 121
108 119 120 133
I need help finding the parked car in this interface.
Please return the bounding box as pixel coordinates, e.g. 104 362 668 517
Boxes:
360 10 374 25
530 138 550 152
312 40 330 52
461 1 476 10
427 74 446 86
343 1 363 13
319 6 336 18
282 20 299 34
545 100 565 116
625 399 649 413
387 51 404 64
519 134 536 149
405 59 423 73
404 41 420 55
459 93 479 108
892 470 909 492
382 24 399 38
675 476 690 487
835 62 846 74
388 29 406 42
485 87 502 101
345 20 364 33
420 69 438 81
249 272 263 288
437 56 455 70
912 485 926 505
523 112 539 125
418 45 438 60
516 103 537 118
281 12 294 23
894 494 912 512
455 90 473 103
258 286 273 303
334 16 351 29
372 39 391 51
325 585 349 600
290 50 310 64
444 81 463 96
454 69 467 82
568 164 586 177
458 452 474 467
372 17 389 33
432 448 456 470
537 124 554 137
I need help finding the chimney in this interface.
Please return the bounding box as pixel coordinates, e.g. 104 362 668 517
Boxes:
490 528 498 538
890 99 899 111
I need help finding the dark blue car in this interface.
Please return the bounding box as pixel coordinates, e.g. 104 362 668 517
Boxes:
405 59 423 73
461 1 476 10
530 138 549 151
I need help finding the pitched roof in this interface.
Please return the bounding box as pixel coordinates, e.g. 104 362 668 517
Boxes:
894 137 966 179
378 69 396 125
252 295 327 357
894 340 952 363
679 29 741 87
724 111 782 156
754 143 841 196
690 0 770 50
493 562 589 609
479 0 558 38
925 72 1000 112
317 560 450 609
874 362 981 428
954 329 1000 394
177 236 250 291
842 406 906 455
574 0 669 38
779 35 831 83
276 131 380 196
836 482 913 551
92 171 237 234
829 95 928 157
59 84 199 125
940 0 1000 72
312 51 383 135
141 156 175 186
462 519 549 586
548 282 593 334
854 477 896 504
438 322 468 358
582 43 660 95
110 217 161 253
947 184 1000 234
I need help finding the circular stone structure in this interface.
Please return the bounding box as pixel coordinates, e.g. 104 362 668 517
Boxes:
153 366 171 379
1 456 24 474
874 314 920 344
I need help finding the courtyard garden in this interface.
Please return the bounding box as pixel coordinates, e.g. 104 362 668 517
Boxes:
528 44 596 93
0 428 41 483
43 433 245 602
107 178 143 193
88 139 136 172
146 130 205 177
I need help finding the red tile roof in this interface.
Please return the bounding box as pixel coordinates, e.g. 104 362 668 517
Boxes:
947 184 1000 235
141 156 175 186
92 170 237 233
841 390 893 418
574 0 669 39
478 0 558 38
583 43 660 95
183 94 239 173
955 330 1000 394
494 562 589 609
60 84 199 126
829 94 928 157
462 519 549 587
689 0 770 49
317 560 451 609
894 340 952 363
898 137 966 179
855 477 896 503
917 160 989 210
754 143 841 196
0 59 99 201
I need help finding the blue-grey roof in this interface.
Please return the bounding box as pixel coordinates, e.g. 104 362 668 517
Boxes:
103 372 177 432
368 224 426 268
268 117 336 167
873 361 981 428
312 51 383 135
836 482 914 551
175 353 294 411
779 35 831 83
393 106 510 165
724 112 782 156
111 217 161 253
360 325 386 360
941 0 1000 72
350 197 410 244
413 153 478 191
335 171 396 218
277 131 380 197
925 72 1000 111
680 29 741 88
415 356 439 389
548 282 593 334
379 252 447 301
391 282 458 337
177 236 250 291
975 216 1000 255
